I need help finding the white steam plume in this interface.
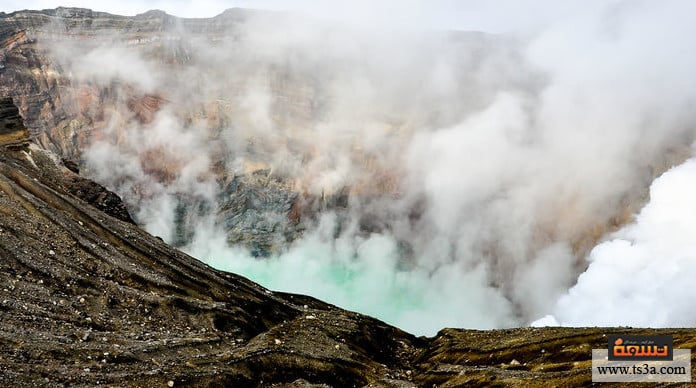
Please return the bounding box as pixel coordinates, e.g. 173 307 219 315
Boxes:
536 157 696 327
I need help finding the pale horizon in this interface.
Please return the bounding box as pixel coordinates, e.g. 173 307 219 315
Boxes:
1 0 611 34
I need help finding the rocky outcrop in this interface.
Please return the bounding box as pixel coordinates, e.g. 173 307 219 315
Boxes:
1 97 693 387
217 169 302 256
61 168 136 224
0 96 29 148
0 97 132 223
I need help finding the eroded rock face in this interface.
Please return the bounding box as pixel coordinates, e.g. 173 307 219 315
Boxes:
61 167 136 224
0 97 133 222
0 96 29 148
0 7 363 253
217 170 302 256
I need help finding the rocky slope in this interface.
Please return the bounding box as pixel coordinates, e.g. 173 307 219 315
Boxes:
1 95 694 387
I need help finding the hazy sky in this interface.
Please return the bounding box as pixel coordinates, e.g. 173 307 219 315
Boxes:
0 0 606 33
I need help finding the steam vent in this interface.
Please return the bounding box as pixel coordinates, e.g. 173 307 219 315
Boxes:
0 5 695 387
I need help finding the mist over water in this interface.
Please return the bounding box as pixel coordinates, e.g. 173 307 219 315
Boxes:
40 0 696 334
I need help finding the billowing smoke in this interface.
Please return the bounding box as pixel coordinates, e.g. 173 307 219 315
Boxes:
28 0 696 334
536 157 696 327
